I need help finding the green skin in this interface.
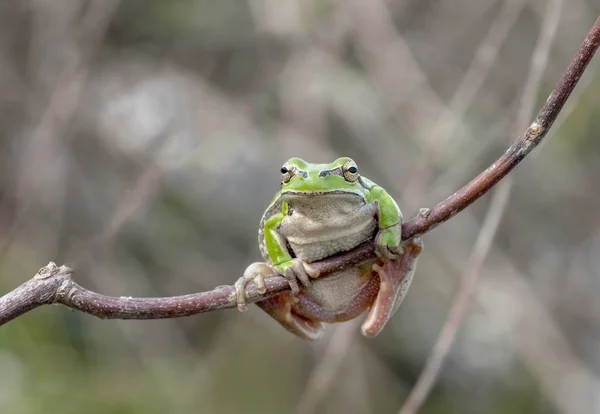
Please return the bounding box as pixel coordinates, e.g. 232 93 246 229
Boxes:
264 157 401 273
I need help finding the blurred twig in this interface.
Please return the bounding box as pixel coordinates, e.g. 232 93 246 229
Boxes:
71 124 177 266
399 1 564 412
295 320 360 414
0 14 598 330
0 0 121 252
401 0 527 210
402 14 600 241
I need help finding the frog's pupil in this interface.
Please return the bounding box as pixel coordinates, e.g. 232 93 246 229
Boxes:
348 166 357 174
281 167 288 174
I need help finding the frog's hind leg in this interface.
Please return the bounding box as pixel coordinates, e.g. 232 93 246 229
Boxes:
256 293 324 340
362 237 423 337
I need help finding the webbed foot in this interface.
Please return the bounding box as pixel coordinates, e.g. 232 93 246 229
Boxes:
257 292 324 340
362 237 423 337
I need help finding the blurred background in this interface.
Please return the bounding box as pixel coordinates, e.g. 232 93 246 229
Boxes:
0 0 599 413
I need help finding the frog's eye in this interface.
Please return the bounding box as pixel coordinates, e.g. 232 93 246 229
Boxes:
281 163 294 183
343 160 359 182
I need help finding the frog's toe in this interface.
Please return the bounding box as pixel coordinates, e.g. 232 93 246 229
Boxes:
282 266 302 294
234 279 250 312
293 259 319 287
375 242 402 260
290 259 313 287
279 259 317 293
303 262 320 279
406 237 424 250
254 274 267 295
375 234 402 260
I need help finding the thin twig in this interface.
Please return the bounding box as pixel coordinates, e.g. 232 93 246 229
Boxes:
399 1 564 412
0 14 599 328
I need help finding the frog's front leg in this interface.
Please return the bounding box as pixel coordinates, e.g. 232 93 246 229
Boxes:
236 209 318 311
362 237 423 337
366 183 403 260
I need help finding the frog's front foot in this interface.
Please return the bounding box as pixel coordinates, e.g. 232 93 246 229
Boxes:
235 262 274 312
235 259 319 312
375 224 403 260
276 258 319 295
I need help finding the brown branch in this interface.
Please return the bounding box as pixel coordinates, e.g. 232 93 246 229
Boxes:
1 16 599 327
0 244 375 326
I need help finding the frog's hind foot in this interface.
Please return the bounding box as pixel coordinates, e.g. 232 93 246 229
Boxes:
257 292 324 340
362 237 423 337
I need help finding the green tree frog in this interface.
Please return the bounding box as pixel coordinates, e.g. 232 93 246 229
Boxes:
235 157 422 339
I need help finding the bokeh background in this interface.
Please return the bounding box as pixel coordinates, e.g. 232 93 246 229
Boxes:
1 1 600 413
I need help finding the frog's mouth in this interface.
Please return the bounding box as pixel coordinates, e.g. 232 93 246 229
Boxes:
281 189 365 199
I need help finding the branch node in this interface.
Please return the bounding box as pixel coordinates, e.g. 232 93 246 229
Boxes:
525 122 543 140
34 262 73 281
418 208 431 219
55 279 75 302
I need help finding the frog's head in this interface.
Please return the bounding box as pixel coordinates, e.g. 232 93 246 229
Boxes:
279 157 369 199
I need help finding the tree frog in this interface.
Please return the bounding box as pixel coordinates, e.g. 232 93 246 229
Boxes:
235 157 422 339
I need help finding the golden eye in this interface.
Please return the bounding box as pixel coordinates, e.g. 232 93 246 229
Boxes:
343 160 359 182
281 163 294 183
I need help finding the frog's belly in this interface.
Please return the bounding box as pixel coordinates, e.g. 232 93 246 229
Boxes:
299 262 377 315
286 220 377 263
